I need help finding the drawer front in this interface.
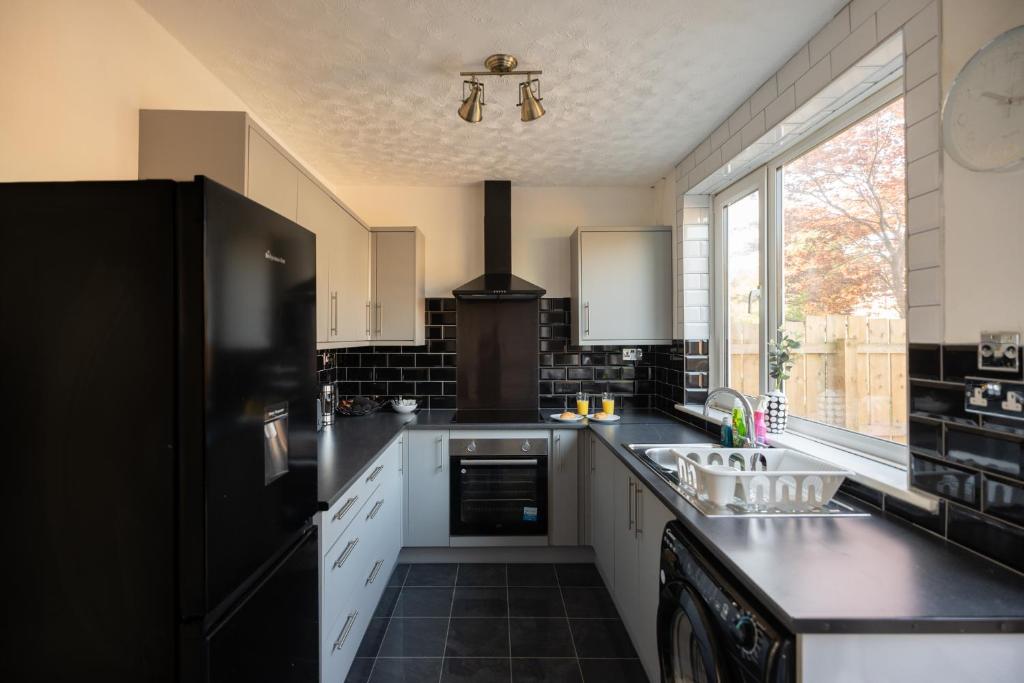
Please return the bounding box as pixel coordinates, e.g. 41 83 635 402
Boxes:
321 595 369 683
321 443 396 551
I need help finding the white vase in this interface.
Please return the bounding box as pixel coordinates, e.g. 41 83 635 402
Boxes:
766 389 788 434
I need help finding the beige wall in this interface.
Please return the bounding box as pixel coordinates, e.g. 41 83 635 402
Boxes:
0 0 247 181
941 0 1024 342
336 185 658 298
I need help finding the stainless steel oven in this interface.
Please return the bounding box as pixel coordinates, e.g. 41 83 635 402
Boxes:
450 437 548 536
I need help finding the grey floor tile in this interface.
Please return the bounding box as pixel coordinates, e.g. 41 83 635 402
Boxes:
377 618 448 657
509 617 575 658
355 618 390 658
554 563 604 587
405 563 458 586
444 617 510 658
452 586 508 618
508 563 558 586
569 619 638 659
387 563 411 587
457 563 507 586
508 587 566 618
344 657 374 683
578 658 648 682
392 587 454 617
373 586 401 618
561 586 619 618
368 658 443 683
441 657 511 683
511 658 583 682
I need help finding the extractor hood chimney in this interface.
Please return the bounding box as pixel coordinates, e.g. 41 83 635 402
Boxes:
452 180 546 300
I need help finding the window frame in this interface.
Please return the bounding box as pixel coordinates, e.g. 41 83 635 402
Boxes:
710 166 768 408
710 81 909 465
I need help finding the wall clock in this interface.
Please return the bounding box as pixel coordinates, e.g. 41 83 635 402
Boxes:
942 24 1024 172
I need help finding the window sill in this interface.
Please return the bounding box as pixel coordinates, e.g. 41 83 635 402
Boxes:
674 403 940 513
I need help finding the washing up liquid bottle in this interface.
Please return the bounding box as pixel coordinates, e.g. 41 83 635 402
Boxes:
732 407 748 445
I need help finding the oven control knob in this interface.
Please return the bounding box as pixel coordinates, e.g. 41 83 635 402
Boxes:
521 441 531 452
731 614 757 652
467 441 477 453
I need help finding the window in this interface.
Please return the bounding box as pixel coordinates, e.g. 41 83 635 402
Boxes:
712 86 908 463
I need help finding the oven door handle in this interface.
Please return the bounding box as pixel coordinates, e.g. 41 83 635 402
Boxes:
459 458 539 466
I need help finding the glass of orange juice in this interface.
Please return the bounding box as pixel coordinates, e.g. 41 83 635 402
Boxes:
576 391 590 416
601 392 615 415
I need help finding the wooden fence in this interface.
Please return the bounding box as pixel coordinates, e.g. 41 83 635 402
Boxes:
730 315 907 444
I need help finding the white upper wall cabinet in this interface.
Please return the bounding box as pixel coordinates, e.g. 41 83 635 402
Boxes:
139 110 425 348
370 228 425 345
570 226 673 345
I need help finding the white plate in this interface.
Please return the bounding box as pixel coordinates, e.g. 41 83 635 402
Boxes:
550 413 585 422
588 414 621 422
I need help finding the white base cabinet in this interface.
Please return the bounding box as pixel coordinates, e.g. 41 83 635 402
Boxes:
404 430 450 547
317 434 403 683
550 430 580 546
589 435 674 682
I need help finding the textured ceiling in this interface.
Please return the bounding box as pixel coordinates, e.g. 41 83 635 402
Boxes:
136 0 844 186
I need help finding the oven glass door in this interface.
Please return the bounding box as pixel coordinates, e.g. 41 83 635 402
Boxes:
451 455 548 536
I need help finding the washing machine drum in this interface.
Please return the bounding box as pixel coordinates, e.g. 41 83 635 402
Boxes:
667 585 722 683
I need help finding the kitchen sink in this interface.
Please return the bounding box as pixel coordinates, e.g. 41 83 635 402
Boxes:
625 443 868 518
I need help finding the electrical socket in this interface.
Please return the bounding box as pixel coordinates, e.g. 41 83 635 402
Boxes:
622 348 643 362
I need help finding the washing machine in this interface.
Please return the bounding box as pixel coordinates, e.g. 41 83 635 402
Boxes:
658 522 794 682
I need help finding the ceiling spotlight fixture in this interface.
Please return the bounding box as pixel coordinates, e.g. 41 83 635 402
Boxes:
458 54 545 123
458 79 484 123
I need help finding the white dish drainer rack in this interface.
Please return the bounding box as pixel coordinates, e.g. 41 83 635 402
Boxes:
670 445 854 511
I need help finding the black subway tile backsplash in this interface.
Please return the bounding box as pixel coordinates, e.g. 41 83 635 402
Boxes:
910 454 980 508
884 496 947 537
945 426 1024 480
983 475 1024 527
947 504 1024 574
908 343 941 380
902 342 1024 575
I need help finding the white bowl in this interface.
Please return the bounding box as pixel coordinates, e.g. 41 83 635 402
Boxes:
391 400 418 414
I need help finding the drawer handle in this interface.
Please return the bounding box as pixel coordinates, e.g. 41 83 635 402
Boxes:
365 559 384 586
366 465 384 483
332 537 359 570
332 610 358 653
366 499 384 521
332 495 359 522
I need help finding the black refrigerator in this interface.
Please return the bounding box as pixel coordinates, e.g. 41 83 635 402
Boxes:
0 178 320 682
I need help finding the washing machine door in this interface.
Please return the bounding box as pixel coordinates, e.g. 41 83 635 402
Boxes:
666 585 723 683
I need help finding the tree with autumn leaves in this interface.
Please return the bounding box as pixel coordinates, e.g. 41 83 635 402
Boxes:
781 99 907 322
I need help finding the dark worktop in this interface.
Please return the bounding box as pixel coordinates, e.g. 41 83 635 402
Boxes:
317 409 1024 633
588 418 1024 635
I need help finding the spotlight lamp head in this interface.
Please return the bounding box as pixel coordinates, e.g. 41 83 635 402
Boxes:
518 77 545 122
458 79 485 123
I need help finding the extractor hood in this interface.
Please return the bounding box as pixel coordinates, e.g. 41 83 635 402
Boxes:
452 181 546 300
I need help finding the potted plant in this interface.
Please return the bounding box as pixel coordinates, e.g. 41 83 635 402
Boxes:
766 328 800 434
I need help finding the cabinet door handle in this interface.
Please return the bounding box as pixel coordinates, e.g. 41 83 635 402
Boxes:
330 292 338 335
332 610 358 652
376 303 383 335
635 487 643 539
436 435 444 471
366 499 384 521
366 559 385 586
366 465 384 483
555 435 562 473
332 537 359 570
365 301 371 339
627 478 635 530
584 302 590 336
332 495 359 522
